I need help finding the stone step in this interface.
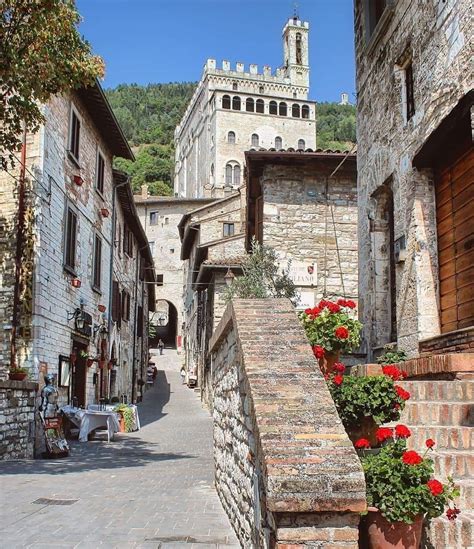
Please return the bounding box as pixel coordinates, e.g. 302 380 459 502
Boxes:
405 425 474 451
400 401 474 426
399 380 474 401
424 510 474 549
431 450 474 479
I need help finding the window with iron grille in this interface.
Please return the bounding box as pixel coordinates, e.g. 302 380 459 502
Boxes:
95 151 105 195
69 108 81 162
92 234 102 291
64 206 77 272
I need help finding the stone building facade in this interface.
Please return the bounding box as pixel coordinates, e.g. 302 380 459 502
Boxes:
246 150 359 310
110 171 155 404
354 0 473 359
179 193 246 392
135 189 214 350
174 16 317 199
0 83 154 457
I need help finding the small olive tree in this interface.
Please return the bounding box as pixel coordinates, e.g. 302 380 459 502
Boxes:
224 239 299 304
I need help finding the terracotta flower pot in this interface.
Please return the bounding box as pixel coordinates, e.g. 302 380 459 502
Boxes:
9 372 27 381
86 358 94 368
347 416 379 447
118 414 126 433
364 507 423 549
318 350 340 375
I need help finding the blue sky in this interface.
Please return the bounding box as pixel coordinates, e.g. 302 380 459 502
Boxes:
77 0 355 103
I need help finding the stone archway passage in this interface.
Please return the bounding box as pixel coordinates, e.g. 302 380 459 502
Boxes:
153 300 178 348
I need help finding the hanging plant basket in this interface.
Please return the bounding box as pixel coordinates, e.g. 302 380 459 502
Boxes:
9 371 28 381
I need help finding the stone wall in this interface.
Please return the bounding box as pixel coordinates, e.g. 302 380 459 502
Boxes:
0 380 37 459
260 161 358 305
210 298 366 548
354 0 472 358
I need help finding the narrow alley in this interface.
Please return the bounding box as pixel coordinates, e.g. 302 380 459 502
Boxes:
0 351 239 549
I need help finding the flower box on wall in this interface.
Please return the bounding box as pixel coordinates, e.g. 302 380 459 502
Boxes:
73 174 84 186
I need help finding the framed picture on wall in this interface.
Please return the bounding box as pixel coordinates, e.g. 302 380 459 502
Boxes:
58 355 71 387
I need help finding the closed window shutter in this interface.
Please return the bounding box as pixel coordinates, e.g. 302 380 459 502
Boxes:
137 306 143 336
112 281 120 323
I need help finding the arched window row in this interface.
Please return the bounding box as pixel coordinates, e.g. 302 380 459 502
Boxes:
222 95 310 118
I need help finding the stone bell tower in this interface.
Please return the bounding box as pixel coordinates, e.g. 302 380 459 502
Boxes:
283 15 310 94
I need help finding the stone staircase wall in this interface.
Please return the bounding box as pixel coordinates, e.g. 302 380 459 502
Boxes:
209 298 366 548
398 379 474 548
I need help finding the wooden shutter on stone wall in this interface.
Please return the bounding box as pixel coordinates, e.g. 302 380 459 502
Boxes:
112 280 121 326
435 147 474 333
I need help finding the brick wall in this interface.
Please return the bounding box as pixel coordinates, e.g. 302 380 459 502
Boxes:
209 298 366 548
0 380 37 459
420 327 474 356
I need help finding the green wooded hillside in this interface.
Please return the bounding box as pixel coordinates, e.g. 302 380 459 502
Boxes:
106 83 356 196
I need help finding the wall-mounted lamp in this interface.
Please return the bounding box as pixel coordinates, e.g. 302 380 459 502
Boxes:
224 268 235 287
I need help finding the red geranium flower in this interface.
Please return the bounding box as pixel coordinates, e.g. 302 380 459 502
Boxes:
334 362 346 373
376 427 393 443
395 424 411 438
402 450 423 465
354 438 370 449
312 345 325 359
333 374 344 386
334 326 349 339
395 385 411 401
304 308 312 314
426 438 435 449
446 507 461 521
382 365 403 380
346 300 356 309
427 479 443 496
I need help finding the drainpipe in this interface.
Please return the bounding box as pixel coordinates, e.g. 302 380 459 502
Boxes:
10 125 27 369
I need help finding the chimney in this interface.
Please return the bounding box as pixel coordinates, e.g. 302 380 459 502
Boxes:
141 184 149 199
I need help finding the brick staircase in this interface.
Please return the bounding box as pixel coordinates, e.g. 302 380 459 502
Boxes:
398 379 474 548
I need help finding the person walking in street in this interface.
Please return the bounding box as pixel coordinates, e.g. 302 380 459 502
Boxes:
158 338 164 355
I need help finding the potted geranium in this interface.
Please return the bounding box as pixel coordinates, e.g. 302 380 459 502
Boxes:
300 298 362 374
8 366 29 381
326 363 410 445
360 435 460 548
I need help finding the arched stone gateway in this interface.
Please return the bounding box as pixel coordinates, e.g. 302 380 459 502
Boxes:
152 299 178 348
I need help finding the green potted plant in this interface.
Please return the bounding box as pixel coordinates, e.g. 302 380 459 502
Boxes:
113 404 134 433
360 436 460 548
299 298 362 373
377 343 408 365
326 364 410 445
8 366 29 381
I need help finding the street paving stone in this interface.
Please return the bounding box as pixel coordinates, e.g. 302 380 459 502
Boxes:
0 350 240 549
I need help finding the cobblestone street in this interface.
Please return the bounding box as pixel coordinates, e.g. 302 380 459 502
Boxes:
0 351 239 549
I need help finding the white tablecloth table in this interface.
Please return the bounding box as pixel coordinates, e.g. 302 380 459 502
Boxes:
87 404 140 431
61 406 120 442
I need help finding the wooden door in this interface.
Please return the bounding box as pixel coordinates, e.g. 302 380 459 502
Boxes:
435 147 474 333
71 340 87 407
